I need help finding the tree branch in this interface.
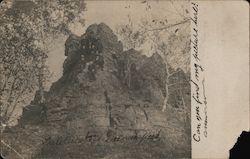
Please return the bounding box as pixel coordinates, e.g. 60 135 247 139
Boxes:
146 18 191 32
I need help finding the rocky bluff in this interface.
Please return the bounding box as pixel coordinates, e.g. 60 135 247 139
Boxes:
4 23 191 159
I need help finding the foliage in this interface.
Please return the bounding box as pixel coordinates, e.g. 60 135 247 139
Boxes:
0 0 86 126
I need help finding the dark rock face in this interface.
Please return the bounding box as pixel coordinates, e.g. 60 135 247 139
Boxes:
3 23 191 159
46 23 168 135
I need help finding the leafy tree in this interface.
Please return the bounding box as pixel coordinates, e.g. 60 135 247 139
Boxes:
0 0 86 126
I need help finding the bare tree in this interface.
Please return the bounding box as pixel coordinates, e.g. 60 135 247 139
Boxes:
116 1 190 112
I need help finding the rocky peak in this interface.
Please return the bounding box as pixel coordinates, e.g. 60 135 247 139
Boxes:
63 23 123 74
84 23 121 47
4 23 191 159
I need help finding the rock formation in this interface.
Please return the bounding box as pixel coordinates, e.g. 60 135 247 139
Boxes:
2 23 191 159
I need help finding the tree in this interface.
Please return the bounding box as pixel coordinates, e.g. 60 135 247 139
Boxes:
116 1 190 112
0 0 86 126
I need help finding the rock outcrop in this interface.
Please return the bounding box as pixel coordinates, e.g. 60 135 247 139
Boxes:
2 23 191 159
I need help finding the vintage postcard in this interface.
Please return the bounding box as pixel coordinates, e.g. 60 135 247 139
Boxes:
0 0 249 159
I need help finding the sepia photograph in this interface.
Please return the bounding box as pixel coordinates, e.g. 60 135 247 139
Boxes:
1 0 249 159
0 1 191 158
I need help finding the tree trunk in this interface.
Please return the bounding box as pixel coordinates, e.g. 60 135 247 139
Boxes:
162 64 170 112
